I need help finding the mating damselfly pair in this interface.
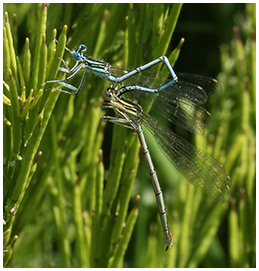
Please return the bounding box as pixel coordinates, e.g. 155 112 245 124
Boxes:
43 43 231 250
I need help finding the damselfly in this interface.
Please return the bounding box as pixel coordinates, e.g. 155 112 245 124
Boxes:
102 84 231 250
42 43 220 104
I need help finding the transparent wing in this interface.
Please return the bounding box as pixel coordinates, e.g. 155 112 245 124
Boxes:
177 72 222 97
137 111 231 202
125 87 212 134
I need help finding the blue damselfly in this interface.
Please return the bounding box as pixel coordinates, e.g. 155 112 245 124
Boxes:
42 43 220 105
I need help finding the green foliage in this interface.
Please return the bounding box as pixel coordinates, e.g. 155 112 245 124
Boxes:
216 4 256 267
139 3 255 268
3 3 255 268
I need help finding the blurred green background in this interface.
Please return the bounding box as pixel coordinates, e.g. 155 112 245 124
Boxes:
3 3 255 268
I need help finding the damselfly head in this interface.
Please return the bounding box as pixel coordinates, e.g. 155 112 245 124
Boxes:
73 44 87 61
104 85 117 101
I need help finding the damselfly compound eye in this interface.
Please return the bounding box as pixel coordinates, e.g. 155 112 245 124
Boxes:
73 51 81 61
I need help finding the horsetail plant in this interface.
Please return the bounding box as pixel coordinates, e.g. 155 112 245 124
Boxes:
3 3 255 268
